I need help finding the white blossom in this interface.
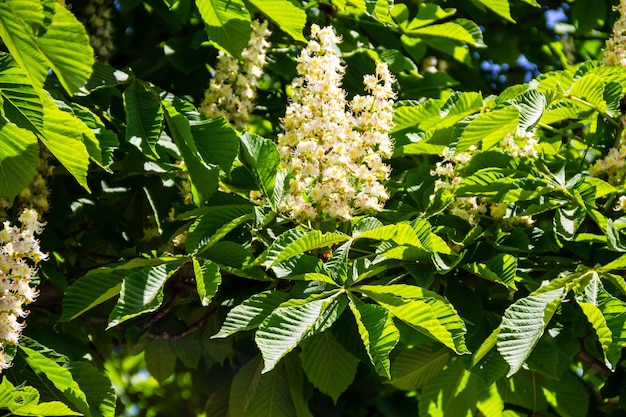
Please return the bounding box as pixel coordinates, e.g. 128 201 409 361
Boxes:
278 25 396 222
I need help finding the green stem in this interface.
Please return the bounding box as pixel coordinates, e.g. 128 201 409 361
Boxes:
565 94 621 129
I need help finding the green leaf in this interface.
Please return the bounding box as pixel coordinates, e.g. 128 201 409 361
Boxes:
554 204 586 241
300 331 359 403
245 362 296 417
0 0 47 91
213 290 291 338
163 98 219 204
0 118 39 200
66 361 117 417
41 96 91 191
255 292 345 373
196 0 251 57
515 89 546 132
283 355 314 417
464 253 517 290
389 344 449 390
570 73 609 114
578 302 612 367
123 80 163 158
245 0 306 42
323 240 351 285
408 22 479 45
193 117 240 173
0 0 94 94
496 287 567 377
354 223 424 248
193 258 221 306
456 106 518 152
541 371 590 417
34 4 94 94
186 205 254 254
348 294 400 378
229 355 263 417
19 346 91 416
61 257 182 322
0 53 43 134
473 0 514 22
357 285 469 354
145 340 176 383
0 379 81 416
260 228 350 267
418 360 480 417
239 133 281 208
107 259 185 328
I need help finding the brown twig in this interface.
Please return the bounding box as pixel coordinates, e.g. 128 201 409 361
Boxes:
576 337 612 377
146 309 215 341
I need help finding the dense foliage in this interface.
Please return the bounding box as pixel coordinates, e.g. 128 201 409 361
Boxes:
1 0 626 416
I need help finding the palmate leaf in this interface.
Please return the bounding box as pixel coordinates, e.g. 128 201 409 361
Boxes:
0 0 93 95
244 0 306 42
255 292 346 373
259 228 350 267
123 80 163 158
389 343 449 390
496 287 567 377
418 360 480 417
357 285 469 354
348 294 399 378
213 290 291 338
61 257 183 322
107 259 186 328
196 0 251 57
0 117 39 200
300 331 359 403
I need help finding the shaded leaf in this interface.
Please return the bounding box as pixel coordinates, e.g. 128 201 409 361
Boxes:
300 331 358 403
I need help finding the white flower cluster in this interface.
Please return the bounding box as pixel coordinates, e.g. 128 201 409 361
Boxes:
501 129 540 159
0 209 47 371
278 24 395 221
84 0 116 61
200 20 271 130
589 146 626 185
604 0 626 67
430 143 535 226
